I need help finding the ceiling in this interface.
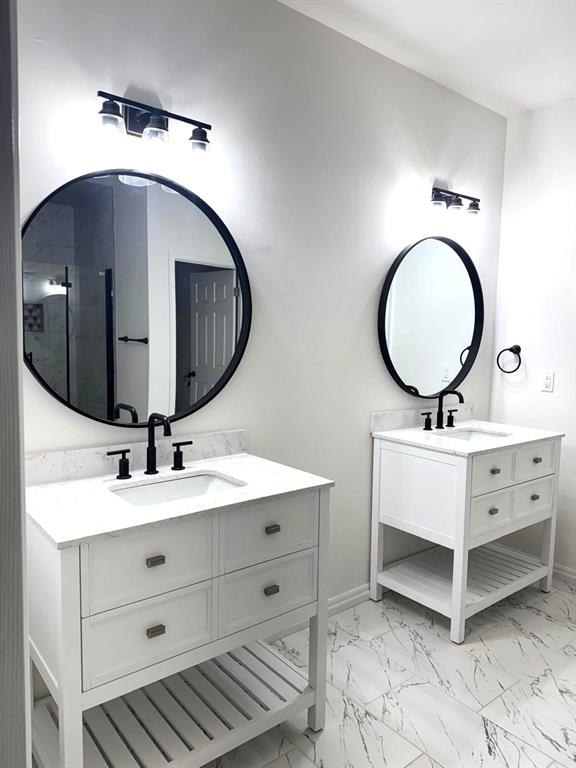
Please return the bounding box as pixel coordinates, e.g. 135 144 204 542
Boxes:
278 0 576 116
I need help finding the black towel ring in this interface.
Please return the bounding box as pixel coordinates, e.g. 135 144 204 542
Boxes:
497 344 522 374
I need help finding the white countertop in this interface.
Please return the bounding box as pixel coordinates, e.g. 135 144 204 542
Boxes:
26 452 334 549
373 419 564 457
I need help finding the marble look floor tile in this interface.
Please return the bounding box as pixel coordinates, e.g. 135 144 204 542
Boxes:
469 601 576 649
270 621 357 673
480 671 576 768
367 678 551 768
264 748 317 768
406 754 444 767
553 576 576 595
326 634 415 705
464 617 576 684
204 727 293 768
364 623 517 711
329 598 404 641
279 681 420 768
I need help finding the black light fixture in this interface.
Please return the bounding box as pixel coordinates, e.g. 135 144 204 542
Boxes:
97 90 212 152
190 126 209 152
430 186 481 215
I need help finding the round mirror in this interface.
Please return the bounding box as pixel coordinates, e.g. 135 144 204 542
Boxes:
22 170 251 426
378 236 483 398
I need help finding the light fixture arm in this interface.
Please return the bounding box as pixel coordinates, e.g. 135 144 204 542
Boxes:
97 90 212 131
432 187 480 204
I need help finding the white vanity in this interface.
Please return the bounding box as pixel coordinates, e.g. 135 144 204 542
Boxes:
370 420 563 643
27 449 332 768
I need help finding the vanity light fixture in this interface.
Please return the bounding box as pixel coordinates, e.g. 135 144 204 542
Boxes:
430 186 481 215
97 90 212 152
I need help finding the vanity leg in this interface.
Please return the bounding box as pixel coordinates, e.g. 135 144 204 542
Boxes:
539 515 556 592
308 489 329 732
370 447 383 601
450 545 468 644
58 547 84 767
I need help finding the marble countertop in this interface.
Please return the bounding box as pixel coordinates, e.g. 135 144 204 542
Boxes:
373 419 564 457
26 452 334 549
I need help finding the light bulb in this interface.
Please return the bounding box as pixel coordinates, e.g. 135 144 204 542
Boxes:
142 114 169 145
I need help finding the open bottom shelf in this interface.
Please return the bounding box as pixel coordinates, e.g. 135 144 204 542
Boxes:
378 543 548 619
33 641 312 768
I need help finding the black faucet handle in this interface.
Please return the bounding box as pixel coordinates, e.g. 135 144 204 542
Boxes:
172 440 193 471
446 409 458 428
421 412 433 431
107 449 131 480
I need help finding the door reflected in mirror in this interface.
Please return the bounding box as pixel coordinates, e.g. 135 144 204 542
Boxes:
378 236 483 398
22 172 251 426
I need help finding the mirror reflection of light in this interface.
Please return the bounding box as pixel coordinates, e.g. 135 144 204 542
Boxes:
42 279 67 298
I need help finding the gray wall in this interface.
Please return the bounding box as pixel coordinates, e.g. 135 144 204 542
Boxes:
18 0 506 598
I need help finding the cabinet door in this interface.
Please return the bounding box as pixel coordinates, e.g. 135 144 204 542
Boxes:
220 492 318 572
82 581 216 689
81 513 217 616
218 549 317 636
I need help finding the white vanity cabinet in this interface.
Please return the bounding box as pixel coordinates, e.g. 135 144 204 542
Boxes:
27 456 332 768
370 421 563 643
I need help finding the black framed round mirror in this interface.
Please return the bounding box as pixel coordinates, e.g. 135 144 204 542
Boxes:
22 170 252 426
378 236 483 398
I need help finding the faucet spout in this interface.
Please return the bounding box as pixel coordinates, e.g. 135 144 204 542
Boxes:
436 390 464 430
145 413 172 474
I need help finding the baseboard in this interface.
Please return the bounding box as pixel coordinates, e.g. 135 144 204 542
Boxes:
266 583 370 641
328 583 370 615
553 562 576 588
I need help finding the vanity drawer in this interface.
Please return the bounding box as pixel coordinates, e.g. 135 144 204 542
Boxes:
471 450 515 496
220 492 318 572
515 441 556 483
81 513 217 616
514 476 554 520
218 548 317 636
469 489 513 537
82 581 215 689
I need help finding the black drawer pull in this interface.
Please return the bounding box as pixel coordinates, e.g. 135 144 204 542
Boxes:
490 468 501 475
533 457 543 464
265 524 281 535
488 507 499 516
531 494 541 501
146 555 166 568
264 584 280 597
146 624 166 639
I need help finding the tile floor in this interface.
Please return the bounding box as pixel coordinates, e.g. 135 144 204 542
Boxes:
208 579 576 768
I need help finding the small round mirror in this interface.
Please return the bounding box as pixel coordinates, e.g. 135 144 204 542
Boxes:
22 170 252 426
378 236 483 398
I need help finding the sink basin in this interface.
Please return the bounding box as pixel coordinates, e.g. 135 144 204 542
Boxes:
112 472 244 507
440 428 511 442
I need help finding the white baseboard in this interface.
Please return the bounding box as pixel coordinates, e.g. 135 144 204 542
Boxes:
554 562 576 588
266 583 370 642
328 583 370 615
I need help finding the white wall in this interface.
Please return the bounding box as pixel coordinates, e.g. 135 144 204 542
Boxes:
18 0 506 598
491 99 576 575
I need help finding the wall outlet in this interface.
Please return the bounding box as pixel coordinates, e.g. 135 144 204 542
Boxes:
542 371 555 393
441 364 451 383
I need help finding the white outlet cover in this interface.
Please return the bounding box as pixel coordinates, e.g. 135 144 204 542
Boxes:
542 371 555 392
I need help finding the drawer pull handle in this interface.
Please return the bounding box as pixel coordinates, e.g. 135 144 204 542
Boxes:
146 555 166 568
146 624 166 639
265 524 281 535
531 494 541 501
533 457 543 464
490 468 501 475
264 584 280 597
488 507 499 516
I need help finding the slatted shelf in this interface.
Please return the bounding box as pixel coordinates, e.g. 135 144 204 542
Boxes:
378 543 548 619
32 641 312 768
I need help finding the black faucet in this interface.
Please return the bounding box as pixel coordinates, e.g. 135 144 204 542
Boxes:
145 413 172 475
436 389 464 430
113 402 139 424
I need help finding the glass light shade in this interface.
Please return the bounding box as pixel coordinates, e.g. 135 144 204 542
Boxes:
142 115 169 146
448 197 464 212
118 175 156 187
100 112 125 134
467 201 481 215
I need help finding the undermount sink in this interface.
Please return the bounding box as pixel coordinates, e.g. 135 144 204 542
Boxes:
112 471 245 507
440 428 511 442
